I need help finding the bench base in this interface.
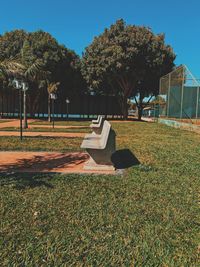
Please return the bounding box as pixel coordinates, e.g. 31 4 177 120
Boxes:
84 157 115 171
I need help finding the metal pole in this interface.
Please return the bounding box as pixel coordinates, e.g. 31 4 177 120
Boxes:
167 73 171 117
67 103 68 119
196 86 200 121
52 99 54 129
180 67 185 119
23 89 28 129
19 89 23 141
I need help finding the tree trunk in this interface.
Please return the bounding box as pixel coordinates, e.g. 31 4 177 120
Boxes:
48 94 51 122
137 93 144 121
27 89 41 118
137 106 143 120
122 96 128 120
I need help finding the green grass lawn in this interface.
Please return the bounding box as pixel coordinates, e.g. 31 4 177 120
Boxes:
0 122 199 266
0 127 90 133
0 120 9 123
0 136 83 152
30 120 91 126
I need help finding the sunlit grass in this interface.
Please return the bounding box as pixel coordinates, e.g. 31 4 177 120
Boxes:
0 136 83 152
0 120 9 123
0 127 90 133
30 120 91 126
0 121 199 265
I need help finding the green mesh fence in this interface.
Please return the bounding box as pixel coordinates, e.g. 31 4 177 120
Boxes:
159 65 200 123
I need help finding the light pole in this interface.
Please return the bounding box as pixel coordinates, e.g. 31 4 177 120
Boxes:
66 98 70 119
22 82 28 129
13 79 23 140
13 79 29 138
50 93 57 128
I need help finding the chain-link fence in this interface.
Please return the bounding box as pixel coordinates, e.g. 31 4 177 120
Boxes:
159 65 200 125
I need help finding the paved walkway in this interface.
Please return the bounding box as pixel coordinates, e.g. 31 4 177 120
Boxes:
0 119 89 129
0 131 85 138
0 151 114 174
0 119 29 128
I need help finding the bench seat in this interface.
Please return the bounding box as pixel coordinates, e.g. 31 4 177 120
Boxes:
81 120 116 170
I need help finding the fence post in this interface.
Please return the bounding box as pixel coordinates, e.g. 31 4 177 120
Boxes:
196 86 200 121
167 73 171 117
180 67 185 119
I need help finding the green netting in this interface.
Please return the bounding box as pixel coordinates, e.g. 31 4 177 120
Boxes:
159 65 200 121
168 85 182 118
182 86 198 118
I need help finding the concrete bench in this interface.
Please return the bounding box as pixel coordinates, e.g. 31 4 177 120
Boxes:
81 120 116 171
92 115 101 124
90 115 104 135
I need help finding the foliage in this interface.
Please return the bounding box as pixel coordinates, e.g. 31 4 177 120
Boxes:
0 122 199 265
81 19 176 119
150 95 166 105
47 82 60 94
0 30 86 114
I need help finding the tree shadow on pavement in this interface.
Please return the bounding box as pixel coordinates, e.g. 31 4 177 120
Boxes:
0 152 89 189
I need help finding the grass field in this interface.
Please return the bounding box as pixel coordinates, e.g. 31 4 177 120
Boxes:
0 136 83 152
0 127 90 133
0 121 199 266
30 120 91 126
0 120 9 123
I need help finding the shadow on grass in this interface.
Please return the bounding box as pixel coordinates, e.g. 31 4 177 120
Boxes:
111 149 140 169
0 172 55 189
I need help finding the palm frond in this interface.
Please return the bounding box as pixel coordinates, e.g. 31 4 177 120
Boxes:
0 59 25 78
47 82 60 94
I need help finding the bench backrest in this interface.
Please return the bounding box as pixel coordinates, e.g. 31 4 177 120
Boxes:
99 120 111 149
92 115 101 124
96 115 103 128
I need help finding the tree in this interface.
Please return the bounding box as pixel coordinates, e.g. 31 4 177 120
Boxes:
47 82 60 122
0 30 84 119
81 19 176 120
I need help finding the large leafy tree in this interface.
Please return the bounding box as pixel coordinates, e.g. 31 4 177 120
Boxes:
81 19 176 119
0 30 84 117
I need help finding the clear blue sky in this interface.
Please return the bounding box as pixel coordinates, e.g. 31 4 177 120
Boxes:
1 0 200 78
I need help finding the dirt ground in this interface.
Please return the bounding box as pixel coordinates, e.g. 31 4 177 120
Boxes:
0 131 85 138
0 151 114 174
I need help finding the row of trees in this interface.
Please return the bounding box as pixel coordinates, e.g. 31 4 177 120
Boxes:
0 19 176 121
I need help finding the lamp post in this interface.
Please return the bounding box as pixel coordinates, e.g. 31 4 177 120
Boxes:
13 79 29 139
66 98 70 119
13 79 23 140
22 82 28 129
50 93 57 128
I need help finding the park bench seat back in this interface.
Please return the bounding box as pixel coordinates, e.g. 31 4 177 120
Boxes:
90 116 104 134
90 115 103 128
81 120 116 170
99 120 111 149
92 115 101 124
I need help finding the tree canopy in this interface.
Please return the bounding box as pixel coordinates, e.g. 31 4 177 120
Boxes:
0 30 86 114
81 19 176 119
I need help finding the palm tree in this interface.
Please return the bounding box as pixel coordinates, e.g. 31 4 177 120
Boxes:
0 57 48 128
47 82 60 122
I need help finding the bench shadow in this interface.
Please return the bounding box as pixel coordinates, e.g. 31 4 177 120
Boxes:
111 149 140 169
